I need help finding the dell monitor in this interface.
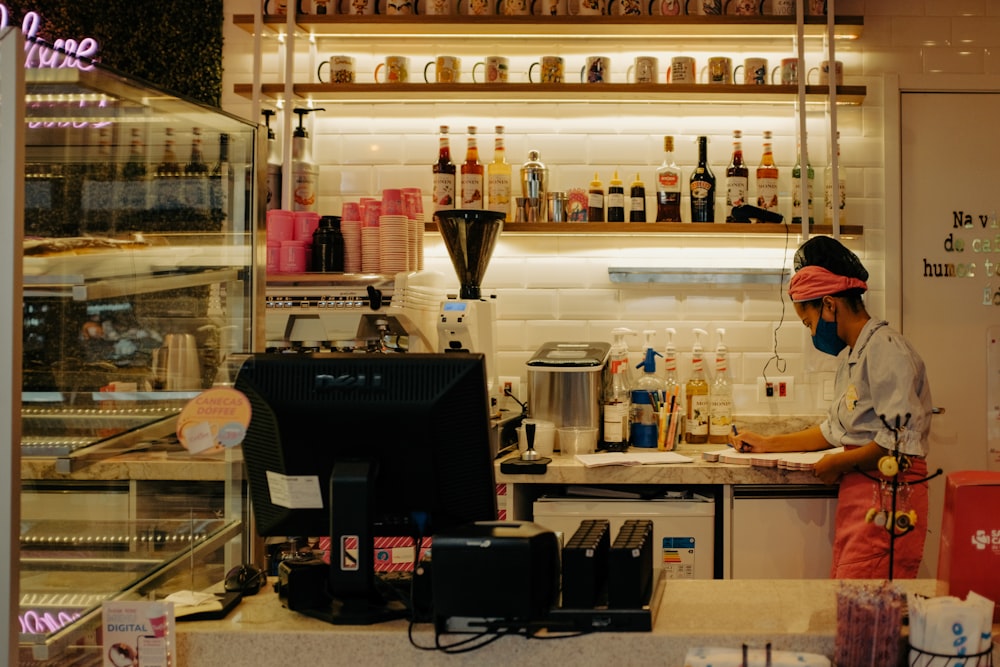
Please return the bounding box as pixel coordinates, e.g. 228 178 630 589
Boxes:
233 352 498 625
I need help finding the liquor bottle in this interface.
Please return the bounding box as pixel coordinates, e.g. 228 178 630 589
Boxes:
157 127 181 177
629 172 646 222
690 136 716 223
607 170 625 222
725 129 748 222
655 135 682 222
708 328 733 445
432 125 456 211
486 125 512 217
756 130 779 214
824 131 846 225
792 136 814 225
602 327 634 452
588 172 605 222
183 127 210 209
684 328 710 444
154 127 182 213
461 125 484 209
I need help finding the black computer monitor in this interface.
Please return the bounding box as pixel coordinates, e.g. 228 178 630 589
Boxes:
233 352 497 625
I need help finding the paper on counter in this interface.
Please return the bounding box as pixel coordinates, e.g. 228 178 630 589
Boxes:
575 451 693 467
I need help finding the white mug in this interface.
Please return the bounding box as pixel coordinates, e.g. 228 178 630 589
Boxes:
529 56 565 83
317 55 356 84
340 0 378 14
725 0 762 15
668 56 696 83
424 55 462 83
417 0 455 13
649 0 683 15
375 56 410 83
473 56 510 83
685 0 721 14
627 56 658 84
384 0 416 12
703 56 733 84
772 57 799 85
611 0 646 15
459 0 495 14
569 0 607 15
497 0 534 14
581 56 611 83
808 59 844 86
535 0 568 14
734 57 768 85
770 0 794 15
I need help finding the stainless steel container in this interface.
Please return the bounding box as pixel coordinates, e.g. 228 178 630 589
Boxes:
526 341 611 448
520 150 548 221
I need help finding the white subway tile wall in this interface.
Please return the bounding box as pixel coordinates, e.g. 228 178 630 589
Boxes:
221 0 988 413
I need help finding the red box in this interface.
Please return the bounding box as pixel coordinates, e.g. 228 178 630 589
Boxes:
937 471 1000 621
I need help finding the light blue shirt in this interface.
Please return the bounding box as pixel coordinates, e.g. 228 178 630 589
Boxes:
820 318 933 457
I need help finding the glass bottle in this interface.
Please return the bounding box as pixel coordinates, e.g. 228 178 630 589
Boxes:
725 129 748 222
184 127 210 209
756 130 779 214
690 135 716 223
792 136 815 225
655 135 682 222
684 328 710 444
157 127 181 177
824 131 846 225
486 125 512 217
432 125 456 211
461 125 484 209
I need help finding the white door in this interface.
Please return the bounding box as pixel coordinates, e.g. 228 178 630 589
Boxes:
900 92 1000 577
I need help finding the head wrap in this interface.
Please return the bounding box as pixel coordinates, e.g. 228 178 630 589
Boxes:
788 264 868 302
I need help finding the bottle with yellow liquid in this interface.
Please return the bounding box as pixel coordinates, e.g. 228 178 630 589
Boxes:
684 328 710 444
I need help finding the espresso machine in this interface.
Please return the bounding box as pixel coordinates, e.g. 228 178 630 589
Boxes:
434 209 504 397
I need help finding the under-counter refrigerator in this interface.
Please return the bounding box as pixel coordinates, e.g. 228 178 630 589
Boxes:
532 493 717 580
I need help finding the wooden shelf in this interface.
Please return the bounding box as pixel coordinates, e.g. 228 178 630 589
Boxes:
235 82 865 105
233 13 863 40
422 222 862 235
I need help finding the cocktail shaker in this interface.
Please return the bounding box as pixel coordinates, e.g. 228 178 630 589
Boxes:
520 150 548 222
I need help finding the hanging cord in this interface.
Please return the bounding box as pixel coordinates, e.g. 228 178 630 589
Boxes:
760 222 792 383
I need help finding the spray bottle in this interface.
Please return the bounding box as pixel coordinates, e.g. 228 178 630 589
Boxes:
291 107 324 212
684 328 710 444
602 327 634 452
630 329 665 448
708 328 733 444
262 109 282 211
661 328 683 449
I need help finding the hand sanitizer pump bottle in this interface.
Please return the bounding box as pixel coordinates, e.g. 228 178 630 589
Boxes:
630 330 665 448
602 327 634 452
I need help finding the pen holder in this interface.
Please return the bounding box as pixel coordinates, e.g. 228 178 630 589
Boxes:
657 407 682 451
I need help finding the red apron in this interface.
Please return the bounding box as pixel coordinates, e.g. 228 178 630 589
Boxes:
831 449 928 579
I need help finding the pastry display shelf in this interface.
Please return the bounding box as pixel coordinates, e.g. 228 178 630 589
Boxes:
232 13 864 41
23 267 244 301
235 82 866 105
422 222 863 235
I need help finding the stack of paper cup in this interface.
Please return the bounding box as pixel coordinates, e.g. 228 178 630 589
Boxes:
360 199 380 274
402 187 424 272
341 202 362 274
379 189 409 275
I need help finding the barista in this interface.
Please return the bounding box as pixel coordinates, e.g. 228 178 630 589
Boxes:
730 236 933 579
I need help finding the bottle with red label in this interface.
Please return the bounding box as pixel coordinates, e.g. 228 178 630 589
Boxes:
432 125 456 211
725 129 748 222
655 135 682 222
756 130 779 213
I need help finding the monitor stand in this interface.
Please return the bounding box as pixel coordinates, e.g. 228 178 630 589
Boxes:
301 460 408 625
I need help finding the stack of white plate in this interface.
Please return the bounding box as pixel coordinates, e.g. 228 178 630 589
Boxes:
361 226 380 273
341 219 362 273
408 213 424 271
379 214 410 275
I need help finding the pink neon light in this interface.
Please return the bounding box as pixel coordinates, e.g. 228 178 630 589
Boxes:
0 5 101 71
19 609 81 634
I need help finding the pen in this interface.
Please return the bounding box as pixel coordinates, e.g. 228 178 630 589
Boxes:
731 424 750 453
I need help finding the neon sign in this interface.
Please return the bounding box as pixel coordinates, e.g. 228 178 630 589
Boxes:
19 609 82 634
0 4 100 71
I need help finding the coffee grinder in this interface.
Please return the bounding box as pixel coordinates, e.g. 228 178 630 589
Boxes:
434 209 504 398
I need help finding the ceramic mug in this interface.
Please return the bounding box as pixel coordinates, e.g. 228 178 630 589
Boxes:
569 0 607 15
339 0 378 14
667 55 696 83
772 57 799 85
497 0 534 14
724 0 762 14
416 0 455 13
309 0 336 13
473 56 509 83
528 56 564 83
808 0 825 14
611 0 646 15
375 55 409 83
734 57 768 85
424 56 462 83
648 0 683 14
808 59 843 86
770 0 794 15
383 0 415 12
581 56 611 83
535 0 568 14
317 55 356 84
703 56 733 84
627 56 658 84
685 0 721 14
459 0 494 14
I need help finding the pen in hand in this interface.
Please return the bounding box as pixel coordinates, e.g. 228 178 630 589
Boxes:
730 424 750 453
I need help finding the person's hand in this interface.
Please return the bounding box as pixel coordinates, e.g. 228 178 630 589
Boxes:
729 430 769 453
813 452 844 485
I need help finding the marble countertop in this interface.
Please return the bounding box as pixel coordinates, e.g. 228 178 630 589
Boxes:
175 578 988 666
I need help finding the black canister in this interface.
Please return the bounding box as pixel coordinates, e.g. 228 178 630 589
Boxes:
312 215 344 272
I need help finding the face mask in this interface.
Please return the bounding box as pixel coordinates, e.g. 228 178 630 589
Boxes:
813 315 847 356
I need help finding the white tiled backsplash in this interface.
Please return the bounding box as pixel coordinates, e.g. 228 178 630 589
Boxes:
222 0 995 414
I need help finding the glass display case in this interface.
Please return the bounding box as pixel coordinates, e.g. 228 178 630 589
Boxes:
4 37 262 664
